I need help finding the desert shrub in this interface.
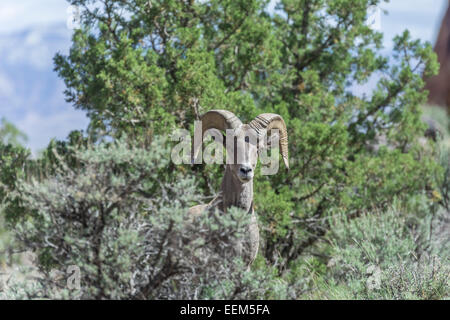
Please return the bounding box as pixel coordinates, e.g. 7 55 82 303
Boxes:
0 144 30 221
0 207 11 267
2 137 297 299
307 207 449 299
0 122 31 268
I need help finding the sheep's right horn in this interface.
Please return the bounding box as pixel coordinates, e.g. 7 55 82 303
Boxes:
249 113 289 170
200 110 242 135
192 110 242 163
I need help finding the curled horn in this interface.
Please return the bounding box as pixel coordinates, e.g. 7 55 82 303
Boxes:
193 110 242 162
249 113 289 170
200 110 242 135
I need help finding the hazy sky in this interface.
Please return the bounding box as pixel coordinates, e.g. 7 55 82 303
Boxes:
0 0 448 152
0 0 69 33
0 0 445 41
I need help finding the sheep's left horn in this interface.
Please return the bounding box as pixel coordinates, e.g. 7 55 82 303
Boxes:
192 110 242 164
249 113 289 170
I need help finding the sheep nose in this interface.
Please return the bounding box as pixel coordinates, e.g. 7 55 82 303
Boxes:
240 166 252 175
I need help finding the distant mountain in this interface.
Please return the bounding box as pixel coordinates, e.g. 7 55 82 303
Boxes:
0 22 88 152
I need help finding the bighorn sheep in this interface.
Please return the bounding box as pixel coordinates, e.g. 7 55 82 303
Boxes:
189 110 289 266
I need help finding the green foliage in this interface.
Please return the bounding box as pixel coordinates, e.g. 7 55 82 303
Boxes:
0 143 31 224
422 105 449 211
310 207 449 299
53 0 443 270
1 0 448 299
0 118 29 207
0 118 27 147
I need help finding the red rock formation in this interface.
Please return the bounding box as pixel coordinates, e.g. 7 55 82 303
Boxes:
424 1 450 112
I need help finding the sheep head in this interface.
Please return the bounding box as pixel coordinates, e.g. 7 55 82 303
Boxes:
193 110 289 182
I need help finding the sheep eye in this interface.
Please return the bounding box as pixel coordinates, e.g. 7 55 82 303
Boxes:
245 136 249 143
